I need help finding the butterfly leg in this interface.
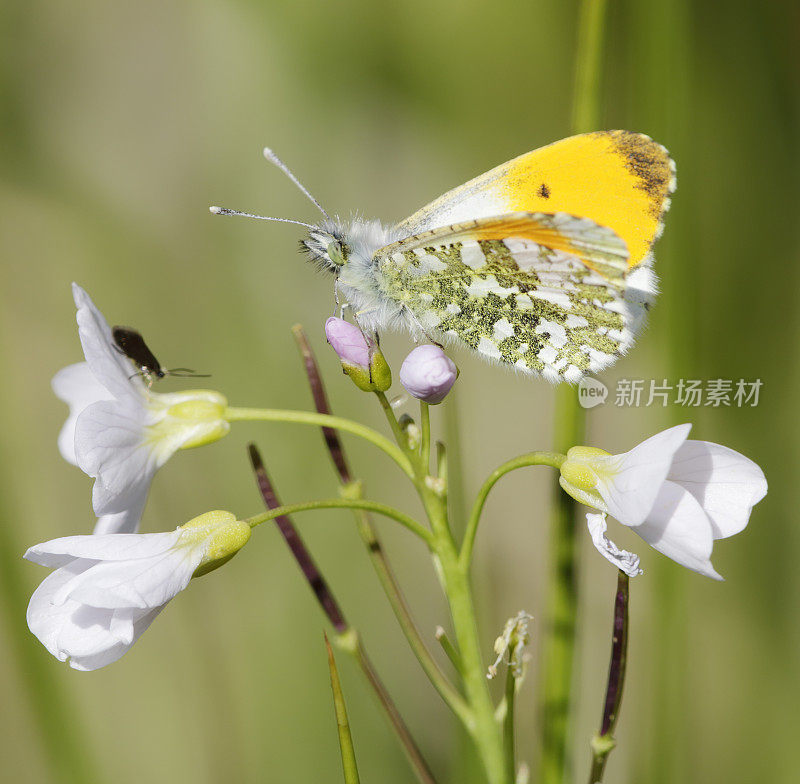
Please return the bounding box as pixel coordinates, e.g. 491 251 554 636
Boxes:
404 306 444 348
333 276 344 317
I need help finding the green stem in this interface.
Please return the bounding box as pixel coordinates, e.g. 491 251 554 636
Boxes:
460 452 565 571
442 398 468 538
435 540 505 784
347 635 439 784
420 401 431 470
435 626 464 676
539 455 582 784
291 325 463 727
249 443 438 784
420 478 505 783
541 2 609 781
503 658 517 783
571 0 609 135
375 380 505 781
246 499 431 542
351 506 470 723
374 392 410 452
436 441 448 483
225 406 414 479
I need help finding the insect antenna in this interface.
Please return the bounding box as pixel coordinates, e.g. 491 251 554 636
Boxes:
165 368 212 378
262 147 331 221
208 206 317 230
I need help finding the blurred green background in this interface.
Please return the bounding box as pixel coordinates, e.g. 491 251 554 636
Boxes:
1 1 797 782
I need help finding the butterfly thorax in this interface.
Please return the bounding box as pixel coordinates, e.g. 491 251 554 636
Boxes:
302 218 407 333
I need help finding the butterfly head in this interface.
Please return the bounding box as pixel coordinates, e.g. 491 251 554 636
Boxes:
209 148 397 280
301 224 350 272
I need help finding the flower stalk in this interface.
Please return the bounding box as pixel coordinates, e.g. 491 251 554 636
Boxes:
292 326 466 724
587 571 630 783
225 406 414 478
461 452 566 571
246 499 430 549
503 657 518 784
371 392 506 784
248 444 437 784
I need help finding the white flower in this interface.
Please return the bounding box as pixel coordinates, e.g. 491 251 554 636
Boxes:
25 510 250 671
560 424 767 579
53 284 230 534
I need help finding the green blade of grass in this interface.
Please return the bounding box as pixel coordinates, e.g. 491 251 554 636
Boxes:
325 633 362 784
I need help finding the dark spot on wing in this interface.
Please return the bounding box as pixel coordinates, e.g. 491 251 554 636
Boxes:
607 130 672 218
538 183 551 199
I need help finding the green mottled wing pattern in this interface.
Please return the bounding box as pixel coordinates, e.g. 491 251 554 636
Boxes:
374 212 648 383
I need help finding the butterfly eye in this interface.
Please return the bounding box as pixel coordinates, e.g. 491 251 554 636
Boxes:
326 241 348 267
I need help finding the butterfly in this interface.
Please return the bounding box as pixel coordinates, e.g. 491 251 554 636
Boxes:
211 131 675 382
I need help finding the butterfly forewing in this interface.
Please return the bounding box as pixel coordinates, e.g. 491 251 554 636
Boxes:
379 211 629 281
396 131 675 269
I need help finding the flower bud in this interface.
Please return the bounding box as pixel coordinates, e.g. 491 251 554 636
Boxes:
324 317 391 392
399 345 458 404
181 510 252 577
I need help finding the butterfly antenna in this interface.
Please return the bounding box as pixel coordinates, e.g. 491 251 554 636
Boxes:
208 206 317 230
262 147 331 221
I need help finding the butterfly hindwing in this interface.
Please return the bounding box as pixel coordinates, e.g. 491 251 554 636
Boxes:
374 212 652 382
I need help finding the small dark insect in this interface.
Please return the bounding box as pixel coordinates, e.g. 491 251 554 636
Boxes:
112 326 209 385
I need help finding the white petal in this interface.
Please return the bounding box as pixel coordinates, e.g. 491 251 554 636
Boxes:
597 424 692 527
27 562 93 661
72 283 147 402
56 543 204 609
109 608 137 644
634 480 722 579
52 363 114 465
67 607 164 671
667 440 768 539
24 531 181 568
586 513 642 577
27 563 165 670
74 398 157 515
54 604 132 658
92 484 149 534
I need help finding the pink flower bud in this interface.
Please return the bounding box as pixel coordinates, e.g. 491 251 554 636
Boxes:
324 317 370 369
399 345 458 405
324 318 392 392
